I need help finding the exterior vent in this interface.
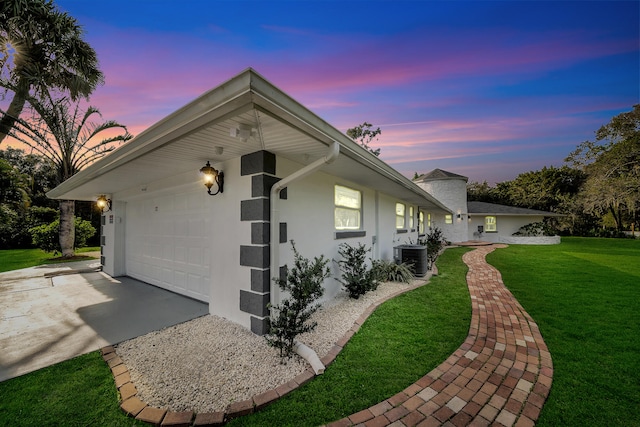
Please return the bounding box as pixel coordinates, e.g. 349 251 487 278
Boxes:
393 245 428 277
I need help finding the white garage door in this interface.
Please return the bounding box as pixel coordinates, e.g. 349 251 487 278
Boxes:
125 190 211 302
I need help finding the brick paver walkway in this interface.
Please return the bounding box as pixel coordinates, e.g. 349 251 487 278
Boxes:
104 244 552 426
327 244 553 427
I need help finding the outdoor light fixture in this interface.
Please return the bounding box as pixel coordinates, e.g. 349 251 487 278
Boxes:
96 195 112 212
200 161 224 195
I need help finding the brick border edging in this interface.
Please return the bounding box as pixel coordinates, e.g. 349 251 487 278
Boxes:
102 279 429 426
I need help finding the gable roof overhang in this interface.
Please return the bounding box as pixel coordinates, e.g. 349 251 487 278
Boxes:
467 201 563 217
47 68 450 213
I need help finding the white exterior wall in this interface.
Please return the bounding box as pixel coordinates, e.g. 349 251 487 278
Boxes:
206 157 252 327
100 153 424 331
498 235 561 245
101 200 126 277
416 179 468 243
467 215 545 242
104 157 257 328
277 157 420 304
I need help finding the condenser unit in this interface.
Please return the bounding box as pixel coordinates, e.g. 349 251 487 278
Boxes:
393 244 428 277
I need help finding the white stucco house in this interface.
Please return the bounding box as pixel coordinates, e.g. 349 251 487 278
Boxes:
47 69 452 335
414 169 562 245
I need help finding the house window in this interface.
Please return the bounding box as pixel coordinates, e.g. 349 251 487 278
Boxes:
485 216 497 232
427 213 431 228
409 206 414 229
445 214 453 224
419 211 425 234
396 203 405 229
335 185 361 230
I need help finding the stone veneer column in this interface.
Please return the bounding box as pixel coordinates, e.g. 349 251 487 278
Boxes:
238 151 287 335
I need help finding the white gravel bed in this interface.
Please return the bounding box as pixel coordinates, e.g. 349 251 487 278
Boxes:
116 278 428 413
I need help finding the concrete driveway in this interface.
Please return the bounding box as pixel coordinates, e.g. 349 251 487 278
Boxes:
0 259 208 382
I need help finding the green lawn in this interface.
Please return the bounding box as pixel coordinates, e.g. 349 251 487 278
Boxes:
0 352 145 426
487 237 640 427
0 247 100 273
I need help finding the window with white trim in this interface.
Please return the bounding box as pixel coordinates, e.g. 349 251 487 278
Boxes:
419 211 425 234
427 213 431 228
485 216 497 232
335 185 361 230
396 203 405 229
409 206 414 229
445 214 453 224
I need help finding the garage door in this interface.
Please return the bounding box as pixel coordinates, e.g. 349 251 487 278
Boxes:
125 190 211 302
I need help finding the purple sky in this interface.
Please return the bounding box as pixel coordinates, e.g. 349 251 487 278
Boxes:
28 1 640 183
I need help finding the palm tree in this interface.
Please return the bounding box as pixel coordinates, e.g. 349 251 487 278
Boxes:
3 89 132 257
0 0 103 144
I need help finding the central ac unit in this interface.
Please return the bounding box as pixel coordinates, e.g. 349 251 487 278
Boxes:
393 245 428 277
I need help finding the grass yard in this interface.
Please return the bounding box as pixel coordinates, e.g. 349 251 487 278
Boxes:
0 247 100 273
0 352 145 426
487 237 640 427
228 247 472 427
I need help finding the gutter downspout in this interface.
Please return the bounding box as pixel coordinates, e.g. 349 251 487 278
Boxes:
269 141 340 374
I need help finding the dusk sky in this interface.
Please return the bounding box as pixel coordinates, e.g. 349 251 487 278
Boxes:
29 1 640 183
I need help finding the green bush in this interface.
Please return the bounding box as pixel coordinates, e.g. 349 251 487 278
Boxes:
371 259 414 283
266 241 330 359
29 217 96 254
419 227 445 268
513 221 557 237
0 206 61 249
336 243 378 299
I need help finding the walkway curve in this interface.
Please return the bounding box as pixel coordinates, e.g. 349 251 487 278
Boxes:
103 244 553 426
327 244 553 427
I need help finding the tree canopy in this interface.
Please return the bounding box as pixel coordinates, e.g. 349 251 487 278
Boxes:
566 105 640 230
1 90 131 256
466 105 639 236
0 0 103 144
346 122 382 156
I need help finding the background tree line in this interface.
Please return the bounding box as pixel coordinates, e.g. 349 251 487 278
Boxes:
467 105 639 237
1 0 130 255
0 147 100 250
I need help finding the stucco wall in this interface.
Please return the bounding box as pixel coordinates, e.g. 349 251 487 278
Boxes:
101 200 126 277
416 179 468 243
103 153 424 331
497 235 561 245
278 157 420 305
467 215 545 242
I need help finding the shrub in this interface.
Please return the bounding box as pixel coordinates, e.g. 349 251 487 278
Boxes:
29 217 96 254
336 243 377 299
512 221 557 237
266 241 330 360
419 227 445 268
371 259 414 284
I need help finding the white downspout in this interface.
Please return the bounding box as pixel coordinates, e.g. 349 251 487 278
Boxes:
269 141 340 374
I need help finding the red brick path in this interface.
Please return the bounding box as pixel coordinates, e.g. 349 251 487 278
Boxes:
326 244 553 427
105 244 552 426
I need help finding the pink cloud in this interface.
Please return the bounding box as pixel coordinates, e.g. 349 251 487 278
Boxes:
260 28 638 96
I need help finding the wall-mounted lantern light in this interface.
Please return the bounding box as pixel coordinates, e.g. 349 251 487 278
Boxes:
200 161 224 195
97 195 112 212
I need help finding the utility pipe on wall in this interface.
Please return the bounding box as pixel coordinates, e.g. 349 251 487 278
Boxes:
269 141 339 374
